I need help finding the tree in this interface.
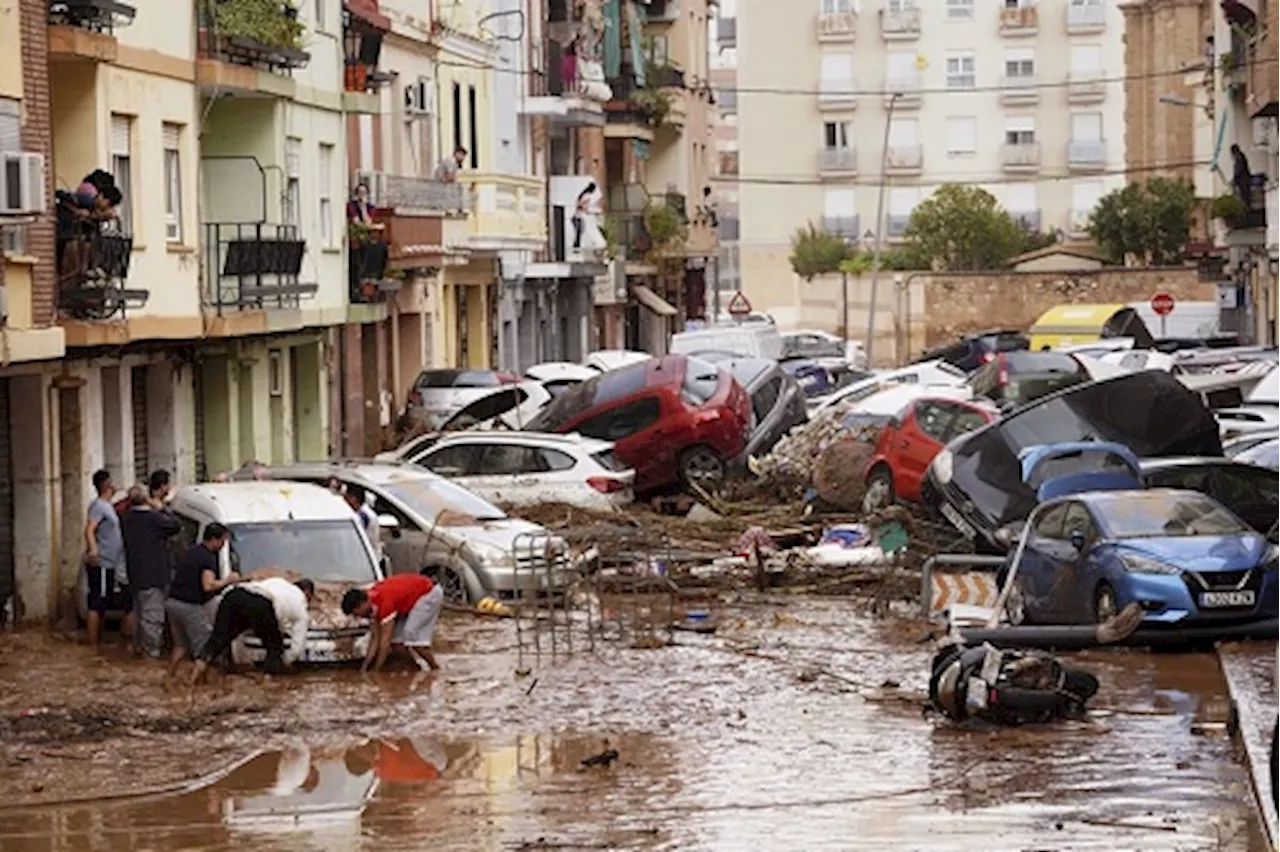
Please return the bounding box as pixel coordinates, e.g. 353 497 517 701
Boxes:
789 222 850 280
902 184 1024 271
1087 178 1195 266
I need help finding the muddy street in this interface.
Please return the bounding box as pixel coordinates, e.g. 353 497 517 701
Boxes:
0 599 1267 851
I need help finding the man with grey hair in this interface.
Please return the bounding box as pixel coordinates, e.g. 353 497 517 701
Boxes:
122 476 182 657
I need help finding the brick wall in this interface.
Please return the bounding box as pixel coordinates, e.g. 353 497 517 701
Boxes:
20 0 55 326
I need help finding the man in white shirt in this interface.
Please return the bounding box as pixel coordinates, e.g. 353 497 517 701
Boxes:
190 577 313 683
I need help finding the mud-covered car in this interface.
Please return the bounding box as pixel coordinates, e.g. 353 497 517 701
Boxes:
923 371 1223 553
168 482 384 665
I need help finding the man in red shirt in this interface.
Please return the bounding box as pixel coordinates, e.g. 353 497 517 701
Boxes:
342 574 443 673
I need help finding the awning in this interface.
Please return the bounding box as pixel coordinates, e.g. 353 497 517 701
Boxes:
631 284 677 317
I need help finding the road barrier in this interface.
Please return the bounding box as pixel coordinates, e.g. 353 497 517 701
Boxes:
920 554 1006 619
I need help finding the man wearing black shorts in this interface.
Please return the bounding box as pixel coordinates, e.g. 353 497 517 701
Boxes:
190 577 315 684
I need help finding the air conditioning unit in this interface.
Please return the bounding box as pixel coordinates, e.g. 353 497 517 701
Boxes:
404 78 435 116
0 152 46 216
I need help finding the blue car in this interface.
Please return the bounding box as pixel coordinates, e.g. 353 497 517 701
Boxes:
1011 488 1279 627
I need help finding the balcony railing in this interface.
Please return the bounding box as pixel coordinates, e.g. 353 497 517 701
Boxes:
818 147 857 173
718 88 738 112
1066 72 1105 102
821 215 860 239
1000 74 1039 104
651 66 685 89
202 222 316 312
1067 139 1106 168
886 72 922 106
56 232 149 320
998 4 1038 34
348 224 395 304
816 11 857 41
886 143 924 171
717 16 736 46
48 0 137 33
718 216 740 242
197 2 311 74
370 207 457 271
611 212 653 262
1228 178 1269 231
1066 3 1105 33
1001 141 1041 170
357 171 469 213
879 7 921 38
719 150 739 176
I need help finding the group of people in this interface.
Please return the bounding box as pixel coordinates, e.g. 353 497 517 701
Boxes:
82 467 443 679
55 169 124 281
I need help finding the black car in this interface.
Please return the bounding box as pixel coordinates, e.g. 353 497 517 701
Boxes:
913 330 1028 374
922 371 1223 552
968 350 1090 410
722 358 808 463
1140 457 1279 539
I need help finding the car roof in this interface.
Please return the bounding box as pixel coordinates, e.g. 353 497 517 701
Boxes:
171 482 354 523
427 431 614 453
252 461 448 488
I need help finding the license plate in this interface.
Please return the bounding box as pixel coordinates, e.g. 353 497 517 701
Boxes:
940 502 977 539
302 647 337 662
1199 590 1256 608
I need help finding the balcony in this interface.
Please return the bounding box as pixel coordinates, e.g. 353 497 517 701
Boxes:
1065 72 1105 103
718 88 738 112
821 215 860 239
816 11 857 42
202 223 316 313
1010 210 1041 232
717 16 736 47
369 206 469 274
1066 3 1105 34
879 7 921 40
885 72 923 108
604 75 658 142
998 4 1038 36
887 214 911 238
524 40 610 126
55 232 149 321
347 224 395 305
1067 139 1107 171
196 2 311 98
647 0 679 23
1001 142 1041 173
817 147 857 175
460 173 547 250
1219 179 1269 247
885 143 924 175
1000 75 1039 105
342 0 392 115
817 78 858 110
47 0 137 64
651 66 689 130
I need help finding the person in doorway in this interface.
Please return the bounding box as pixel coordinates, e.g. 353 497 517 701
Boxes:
121 482 181 658
434 146 467 183
342 574 443 673
190 577 314 684
166 523 239 679
561 36 580 92
1231 144 1253 208
85 469 131 648
571 182 600 251
346 183 384 230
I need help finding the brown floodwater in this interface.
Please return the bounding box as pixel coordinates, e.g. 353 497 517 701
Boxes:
0 598 1269 851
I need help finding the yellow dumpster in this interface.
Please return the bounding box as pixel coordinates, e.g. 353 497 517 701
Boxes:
1027 303 1154 351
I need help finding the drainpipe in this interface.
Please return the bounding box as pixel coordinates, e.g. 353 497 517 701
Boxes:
45 378 59 626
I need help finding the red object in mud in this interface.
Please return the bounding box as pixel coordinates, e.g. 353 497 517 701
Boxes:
864 397 999 505
1150 292 1175 316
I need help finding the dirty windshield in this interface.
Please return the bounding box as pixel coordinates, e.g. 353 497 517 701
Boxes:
231 520 378 583
1100 492 1248 538
384 479 507 524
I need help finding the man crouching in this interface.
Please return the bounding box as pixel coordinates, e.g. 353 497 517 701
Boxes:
191 577 315 684
342 574 443 673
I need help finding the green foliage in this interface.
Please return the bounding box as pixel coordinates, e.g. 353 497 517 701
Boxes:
600 213 621 260
1087 178 1195 266
789 222 850 280
643 201 687 252
1017 228 1059 254
1209 192 1248 225
838 246 924 275
632 87 674 127
205 0 305 51
902 184 1024 271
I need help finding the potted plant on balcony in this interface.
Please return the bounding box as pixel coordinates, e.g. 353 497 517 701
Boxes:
642 200 687 260
348 219 376 248
632 87 673 128
201 0 305 54
1210 192 1248 228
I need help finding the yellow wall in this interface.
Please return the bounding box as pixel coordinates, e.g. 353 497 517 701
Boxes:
436 52 493 171
0 0 21 100
49 64 99 190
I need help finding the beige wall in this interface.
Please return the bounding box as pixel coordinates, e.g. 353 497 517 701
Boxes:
0 0 21 100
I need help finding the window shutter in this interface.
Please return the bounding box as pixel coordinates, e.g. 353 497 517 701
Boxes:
111 115 131 155
286 138 302 177
0 99 19 152
162 123 181 151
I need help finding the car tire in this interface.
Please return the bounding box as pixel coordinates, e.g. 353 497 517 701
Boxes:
425 567 469 604
678 445 726 489
862 466 895 513
1093 582 1119 624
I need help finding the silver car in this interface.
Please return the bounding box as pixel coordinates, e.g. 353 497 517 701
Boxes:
243 462 570 603
404 369 520 429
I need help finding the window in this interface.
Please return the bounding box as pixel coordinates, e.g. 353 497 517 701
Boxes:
1071 180 1104 214
887 116 918 146
318 142 334 248
1033 502 1069 539
946 53 975 89
886 50 919 86
1070 112 1102 141
467 84 479 168
915 401 957 442
420 444 480 476
821 0 853 12
823 121 850 149
1069 44 1102 75
1062 503 1096 544
946 0 973 19
823 188 856 216
886 0 913 11
682 358 721 406
888 186 919 216
820 52 854 83
475 444 549 475
315 0 326 29
284 137 301 228
945 116 977 154
574 397 663 442
1004 182 1037 213
110 114 133 235
948 407 989 440
162 123 182 243
539 448 577 471
1004 115 1035 145
1004 47 1035 79
751 375 783 424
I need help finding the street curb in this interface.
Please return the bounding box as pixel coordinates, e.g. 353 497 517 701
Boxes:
1218 643 1278 852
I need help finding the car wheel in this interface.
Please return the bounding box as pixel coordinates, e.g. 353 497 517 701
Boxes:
1093 582 1118 624
862 467 895 513
678 446 726 489
425 567 469 604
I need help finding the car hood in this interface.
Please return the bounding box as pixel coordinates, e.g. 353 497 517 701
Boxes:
449 518 555 551
1110 533 1270 572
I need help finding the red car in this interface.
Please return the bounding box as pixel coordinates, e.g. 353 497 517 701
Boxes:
862 396 998 510
526 355 751 493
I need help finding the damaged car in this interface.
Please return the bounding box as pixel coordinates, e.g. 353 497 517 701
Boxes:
923 371 1223 552
720 358 808 465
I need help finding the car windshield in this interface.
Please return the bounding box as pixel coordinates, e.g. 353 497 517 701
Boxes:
1101 493 1249 538
383 478 508 524
527 362 649 431
230 520 378 583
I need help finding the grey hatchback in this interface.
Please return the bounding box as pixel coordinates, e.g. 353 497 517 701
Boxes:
720 358 808 464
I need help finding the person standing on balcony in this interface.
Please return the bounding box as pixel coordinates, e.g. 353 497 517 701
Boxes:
572 181 603 254
434 147 468 182
562 36 579 92
346 183 383 231
1231 144 1253 208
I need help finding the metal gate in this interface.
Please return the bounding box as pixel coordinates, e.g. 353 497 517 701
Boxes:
0 378 14 615
131 365 149 483
192 362 207 481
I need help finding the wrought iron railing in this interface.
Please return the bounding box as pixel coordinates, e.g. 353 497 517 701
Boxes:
56 232 150 320
48 0 136 33
202 222 316 311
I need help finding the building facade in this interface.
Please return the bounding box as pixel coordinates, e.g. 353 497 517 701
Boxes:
709 0 739 315
734 0 1127 327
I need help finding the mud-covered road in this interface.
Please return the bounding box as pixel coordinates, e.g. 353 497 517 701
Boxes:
0 598 1268 851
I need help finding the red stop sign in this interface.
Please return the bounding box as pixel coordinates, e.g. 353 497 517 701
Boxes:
1150 292 1175 316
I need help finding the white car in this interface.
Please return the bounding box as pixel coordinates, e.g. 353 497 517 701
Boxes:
809 360 967 415
781 329 868 370
402 432 636 511
525 362 600 397
584 350 651 373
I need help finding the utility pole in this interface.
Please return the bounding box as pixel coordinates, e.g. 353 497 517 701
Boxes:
840 269 849 343
865 92 900 368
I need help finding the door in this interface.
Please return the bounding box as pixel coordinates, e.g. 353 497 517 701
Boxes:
131 365 149 483
572 395 665 488
416 443 482 479
1054 501 1100 623
463 442 548 506
369 493 429 576
1019 501 1070 620
894 400 955 500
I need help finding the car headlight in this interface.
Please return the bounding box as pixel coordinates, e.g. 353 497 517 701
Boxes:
1120 554 1182 575
931 448 954 484
471 544 515 568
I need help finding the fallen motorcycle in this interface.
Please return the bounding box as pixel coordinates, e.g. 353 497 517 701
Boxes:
928 643 1101 726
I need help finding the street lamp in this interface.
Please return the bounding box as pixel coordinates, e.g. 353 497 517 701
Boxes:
865 91 901 368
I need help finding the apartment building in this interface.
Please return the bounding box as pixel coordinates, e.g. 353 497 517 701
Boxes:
710 0 740 312
735 0 1126 325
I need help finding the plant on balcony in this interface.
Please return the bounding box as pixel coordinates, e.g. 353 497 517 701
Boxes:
789 222 850 280
642 200 687 257
903 184 1024 272
1210 192 1248 227
632 86 674 127
1088 178 1195 265
601 213 622 260
203 0 305 51
348 220 377 247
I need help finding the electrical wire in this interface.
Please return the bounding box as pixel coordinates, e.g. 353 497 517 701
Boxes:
710 159 1213 187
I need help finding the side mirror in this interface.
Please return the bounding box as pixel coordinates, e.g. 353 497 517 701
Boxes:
1069 529 1086 551
377 514 400 530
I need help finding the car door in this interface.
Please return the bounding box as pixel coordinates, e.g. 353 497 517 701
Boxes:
464 442 548 506
1054 501 1102 623
368 493 428 576
574 395 666 488
893 401 956 500
414 443 482 479
1018 501 1069 620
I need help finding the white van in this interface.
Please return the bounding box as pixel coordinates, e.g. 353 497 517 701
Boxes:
670 324 784 361
168 482 385 665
